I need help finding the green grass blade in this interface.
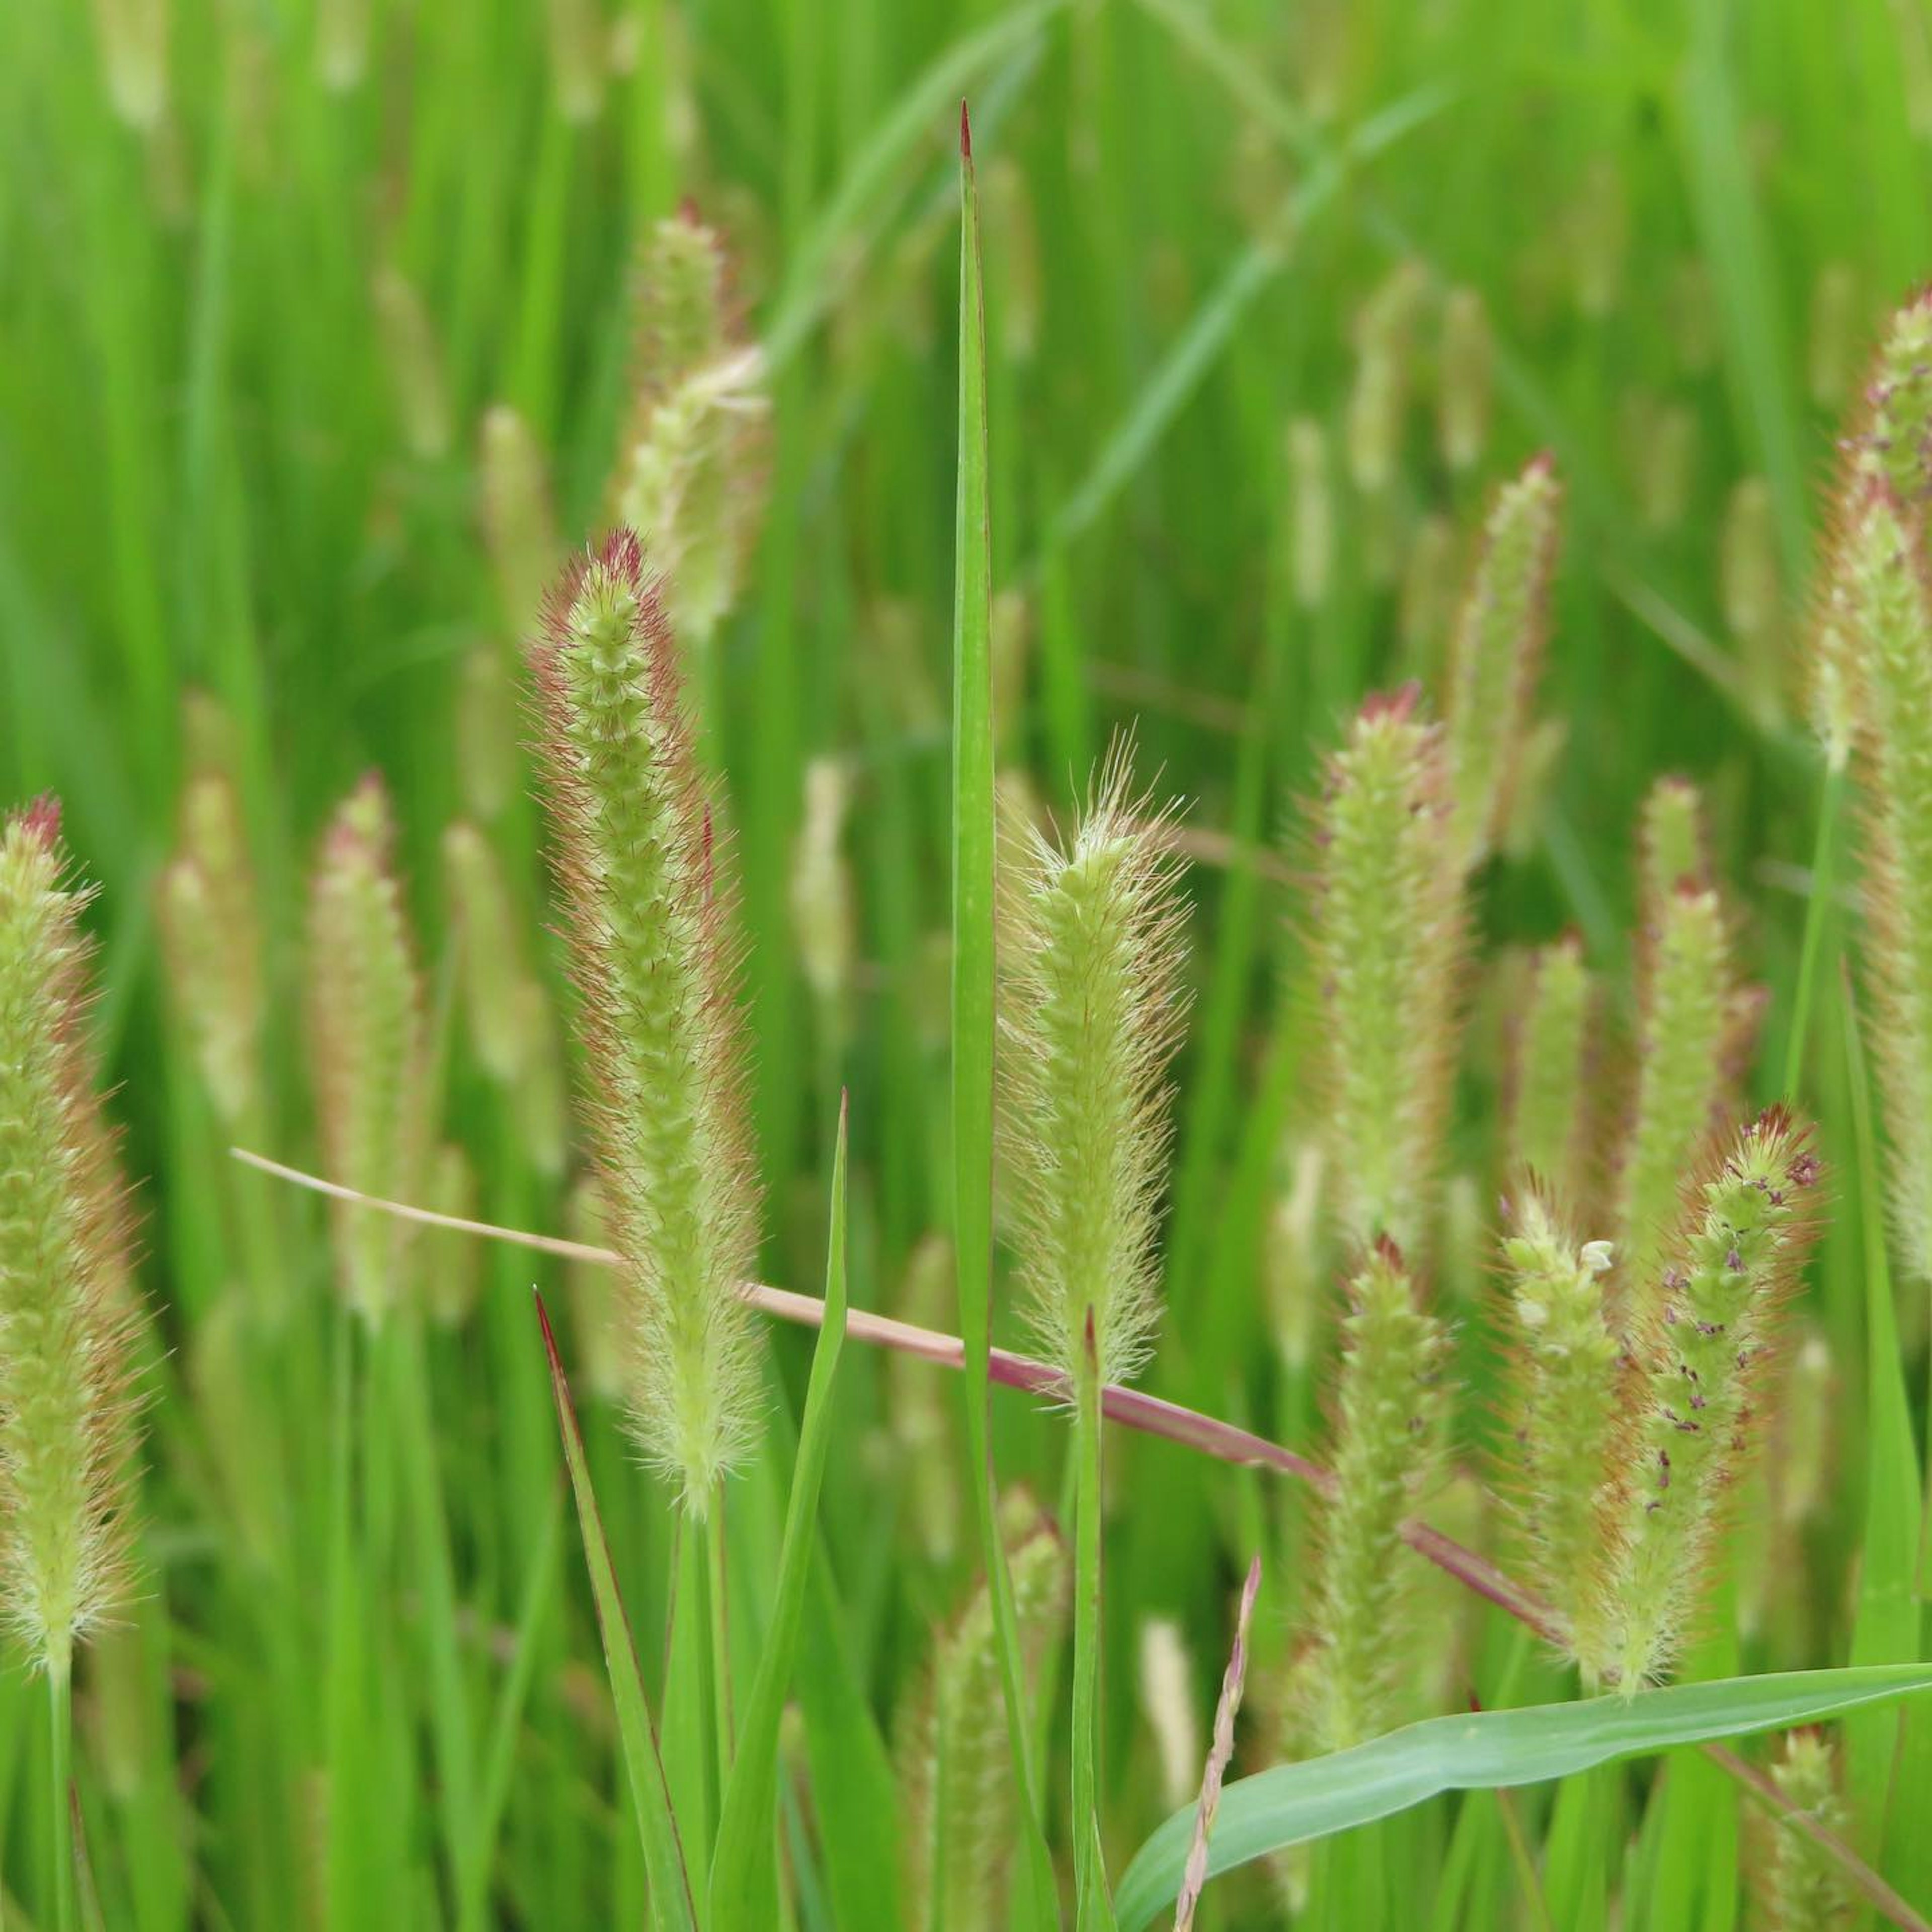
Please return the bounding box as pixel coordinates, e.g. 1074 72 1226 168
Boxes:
1112 1667 1932 1931
534 1291 699 1932
951 99 1060 1932
709 1098 851 1931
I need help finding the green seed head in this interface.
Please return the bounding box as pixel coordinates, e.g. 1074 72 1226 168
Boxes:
1808 264 1860 411
1264 1142 1326 1373
1619 781 1760 1292
306 776 430 1328
157 707 263 1129
563 1175 625 1404
370 265 451 462
1285 417 1334 612
1581 1109 1822 1691
1763 1730 1854 1930
1345 259 1428 494
1307 687 1467 1261
1436 286 1494 474
1002 743 1188 1394
0 800 146 1679
1507 934 1596 1208
443 820 541 1086
1443 454 1565 869
788 757 855 1013
609 212 767 653
1497 1189 1619 1636
527 529 762 1511
1852 289 1932 503
479 405 558 628
1297 1240 1451 1751
898 1495 1069 1932
1834 484 1932 1276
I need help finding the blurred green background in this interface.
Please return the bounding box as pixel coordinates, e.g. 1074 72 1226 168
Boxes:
4 0 1932 1923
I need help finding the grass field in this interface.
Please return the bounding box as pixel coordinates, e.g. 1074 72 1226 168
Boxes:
6 0 1932 1925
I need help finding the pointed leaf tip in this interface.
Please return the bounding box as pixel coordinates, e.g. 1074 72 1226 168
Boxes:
960 99 972 158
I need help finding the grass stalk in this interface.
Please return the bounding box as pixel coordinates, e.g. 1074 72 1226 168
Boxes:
49 1661 74 1932
1072 1316 1108 1926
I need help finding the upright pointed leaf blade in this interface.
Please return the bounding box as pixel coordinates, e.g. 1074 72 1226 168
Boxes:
950 98 1060 1932
1111 1667 1932 1932
709 1100 851 1930
535 1292 699 1932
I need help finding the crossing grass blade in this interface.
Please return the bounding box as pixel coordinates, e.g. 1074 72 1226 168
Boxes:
950 97 1061 1932
1111 1667 1932 1932
535 1292 699 1932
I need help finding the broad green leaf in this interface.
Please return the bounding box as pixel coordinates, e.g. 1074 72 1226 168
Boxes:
1112 1666 1932 1932
535 1292 699 1932
709 1102 850 1931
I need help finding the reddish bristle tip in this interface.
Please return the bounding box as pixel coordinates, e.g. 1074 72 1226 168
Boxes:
17 793 62 844
960 100 972 159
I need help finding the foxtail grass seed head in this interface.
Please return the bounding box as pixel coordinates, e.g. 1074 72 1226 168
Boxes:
479 405 559 627
1398 512 1458 674
1137 1617 1200 1812
89 0 169 128
1668 257 1719 377
1497 1190 1619 1636
1623 393 1698 536
456 644 522 824
788 758 855 1014
545 0 603 122
1345 260 1428 494
1722 475 1785 712
157 723 263 1130
443 820 540 1085
1852 290 1932 503
898 1496 1070 1932
1443 454 1564 868
1507 934 1595 1204
609 212 768 653
1307 688 1467 1260
1297 1240 1450 1751
1835 486 1932 1273
1763 1731 1854 1931
315 0 367 89
418 1143 481 1329
1637 775 1709 918
885 1234 959 1563
1264 1142 1326 1372
306 776 429 1327
1436 286 1493 474
1001 746 1188 1394
1581 1110 1822 1691
1808 264 1860 411
527 529 762 1510
371 265 451 462
1568 156 1628 319
1501 714 1569 862
1776 1329 1832 1530
512 981 569 1179
0 801 146 1679
1285 417 1334 611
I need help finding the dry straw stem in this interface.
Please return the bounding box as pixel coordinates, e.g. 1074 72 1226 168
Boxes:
1496 1187 1618 1639
1833 483 1932 1277
305 773 429 1327
1443 453 1564 869
1581 1108 1823 1692
0 800 146 1678
608 210 768 652
526 528 761 1512
1294 1238 1451 1753
1173 1555 1262 1932
1001 743 1188 1392
1305 686 1467 1261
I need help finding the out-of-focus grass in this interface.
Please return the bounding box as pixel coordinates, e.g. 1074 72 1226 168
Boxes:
3 0 1932 1925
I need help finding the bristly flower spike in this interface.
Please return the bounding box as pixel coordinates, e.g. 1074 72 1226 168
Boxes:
526 529 762 1512
1506 935 1596 1207
608 210 768 656
1579 1109 1823 1692
1497 1189 1618 1640
0 799 147 1679
1443 454 1565 870
305 775 430 1328
1295 1239 1450 1751
1617 778 1760 1293
1001 739 1189 1394
1833 483 1932 1276
1850 288 1932 504
1763 1730 1854 1930
1305 686 1467 1261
